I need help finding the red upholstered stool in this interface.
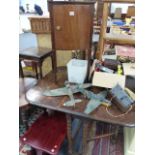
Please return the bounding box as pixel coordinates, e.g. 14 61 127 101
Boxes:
20 112 67 155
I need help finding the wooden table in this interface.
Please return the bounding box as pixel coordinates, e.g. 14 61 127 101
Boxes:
19 77 38 129
26 68 135 154
19 47 54 79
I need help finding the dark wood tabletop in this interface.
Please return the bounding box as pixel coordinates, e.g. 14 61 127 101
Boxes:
19 78 38 108
26 68 135 127
19 47 52 59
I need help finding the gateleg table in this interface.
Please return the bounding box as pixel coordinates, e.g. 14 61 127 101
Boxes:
26 68 135 155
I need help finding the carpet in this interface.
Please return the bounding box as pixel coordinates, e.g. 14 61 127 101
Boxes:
19 108 124 155
92 123 124 155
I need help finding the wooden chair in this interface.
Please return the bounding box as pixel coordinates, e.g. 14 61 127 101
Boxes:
20 112 67 155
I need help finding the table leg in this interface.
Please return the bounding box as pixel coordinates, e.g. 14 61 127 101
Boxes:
33 62 39 79
82 120 90 155
85 49 91 82
52 50 57 82
111 125 120 144
66 114 73 155
19 60 24 78
38 61 43 79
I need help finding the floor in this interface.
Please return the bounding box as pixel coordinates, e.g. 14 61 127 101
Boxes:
19 107 124 155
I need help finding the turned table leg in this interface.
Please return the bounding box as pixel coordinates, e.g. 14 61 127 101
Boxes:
111 125 120 144
66 114 73 155
51 50 57 82
82 120 90 155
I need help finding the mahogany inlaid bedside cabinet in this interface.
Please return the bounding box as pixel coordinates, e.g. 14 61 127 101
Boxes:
48 1 95 81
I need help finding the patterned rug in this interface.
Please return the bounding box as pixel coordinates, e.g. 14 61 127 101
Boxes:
19 108 124 155
19 107 44 155
92 123 124 155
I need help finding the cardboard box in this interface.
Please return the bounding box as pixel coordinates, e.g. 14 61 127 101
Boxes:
92 72 125 88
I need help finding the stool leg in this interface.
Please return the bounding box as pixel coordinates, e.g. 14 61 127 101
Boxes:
34 62 39 79
38 61 43 79
27 147 36 155
19 60 24 78
35 149 47 155
66 114 73 155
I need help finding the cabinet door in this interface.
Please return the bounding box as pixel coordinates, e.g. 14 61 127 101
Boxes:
52 4 94 50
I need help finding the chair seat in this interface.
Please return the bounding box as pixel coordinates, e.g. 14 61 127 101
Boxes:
20 112 67 155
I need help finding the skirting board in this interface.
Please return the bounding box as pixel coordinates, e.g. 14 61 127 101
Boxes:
92 72 125 88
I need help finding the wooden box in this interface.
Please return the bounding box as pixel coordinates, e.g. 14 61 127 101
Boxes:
92 71 126 88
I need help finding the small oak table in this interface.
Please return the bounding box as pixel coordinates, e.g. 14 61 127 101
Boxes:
19 47 54 79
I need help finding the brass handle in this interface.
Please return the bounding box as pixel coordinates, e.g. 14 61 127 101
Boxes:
56 26 61 31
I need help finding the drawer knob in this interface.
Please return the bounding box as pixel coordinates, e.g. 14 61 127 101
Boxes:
56 26 61 31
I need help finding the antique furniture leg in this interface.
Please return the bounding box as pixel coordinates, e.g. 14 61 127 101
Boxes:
33 62 39 79
51 51 57 81
27 147 36 155
66 114 73 155
82 120 90 155
38 61 43 79
52 50 57 82
19 59 24 78
35 149 48 155
50 52 54 71
85 49 91 82
111 125 120 144
27 148 48 155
